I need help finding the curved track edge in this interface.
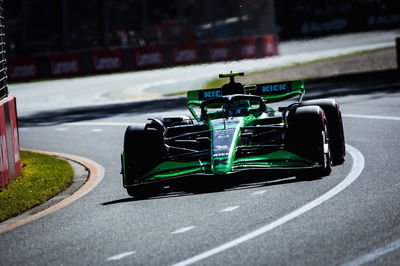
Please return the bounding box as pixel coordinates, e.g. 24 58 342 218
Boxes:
0 150 105 234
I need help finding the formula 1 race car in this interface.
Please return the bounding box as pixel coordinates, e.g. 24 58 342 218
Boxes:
121 72 345 198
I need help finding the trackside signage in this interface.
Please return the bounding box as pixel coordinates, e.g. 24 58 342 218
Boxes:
7 97 21 177
7 34 279 81
51 54 80 76
0 103 9 188
238 37 256 59
208 40 229 61
173 43 198 65
92 49 122 73
0 95 21 188
7 56 37 80
135 46 163 68
261 35 279 57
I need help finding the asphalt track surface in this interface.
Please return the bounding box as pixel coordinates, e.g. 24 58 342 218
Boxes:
2 33 400 265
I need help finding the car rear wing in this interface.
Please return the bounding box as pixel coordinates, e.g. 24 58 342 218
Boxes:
186 87 243 120
245 80 305 103
186 80 305 120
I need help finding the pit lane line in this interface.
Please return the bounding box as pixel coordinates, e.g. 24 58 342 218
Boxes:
170 144 364 266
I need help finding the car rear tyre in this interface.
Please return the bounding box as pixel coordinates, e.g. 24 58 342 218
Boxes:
288 106 332 180
300 99 345 165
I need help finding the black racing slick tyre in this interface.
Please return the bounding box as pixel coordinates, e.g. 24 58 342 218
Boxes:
122 125 165 198
287 106 332 179
300 99 345 165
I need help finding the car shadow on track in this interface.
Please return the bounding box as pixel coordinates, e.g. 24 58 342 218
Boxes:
100 173 320 205
19 97 187 127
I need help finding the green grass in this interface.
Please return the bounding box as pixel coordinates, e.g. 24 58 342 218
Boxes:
0 151 74 222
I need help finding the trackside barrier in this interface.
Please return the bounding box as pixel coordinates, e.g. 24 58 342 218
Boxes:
396 37 400 69
259 35 279 57
7 34 279 81
92 49 122 74
0 0 7 99
50 53 80 77
0 95 21 188
237 36 257 60
134 45 164 69
7 56 37 80
173 43 198 65
208 39 230 62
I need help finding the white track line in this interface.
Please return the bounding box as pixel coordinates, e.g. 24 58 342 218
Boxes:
171 144 364 266
343 114 400 121
171 226 196 234
220 206 240 212
106 251 136 261
252 190 267 196
341 239 400 266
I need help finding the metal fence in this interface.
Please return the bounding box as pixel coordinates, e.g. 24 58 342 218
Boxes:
0 0 7 99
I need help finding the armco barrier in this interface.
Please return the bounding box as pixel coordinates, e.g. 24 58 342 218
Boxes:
0 95 21 188
7 34 279 81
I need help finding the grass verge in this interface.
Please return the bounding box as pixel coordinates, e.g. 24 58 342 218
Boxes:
0 151 74 222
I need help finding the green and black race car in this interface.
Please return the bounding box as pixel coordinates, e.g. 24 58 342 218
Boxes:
121 72 345 198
